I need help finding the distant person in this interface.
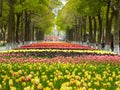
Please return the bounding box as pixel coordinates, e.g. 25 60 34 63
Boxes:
101 42 105 50
119 41 120 52
22 40 24 45
110 41 114 51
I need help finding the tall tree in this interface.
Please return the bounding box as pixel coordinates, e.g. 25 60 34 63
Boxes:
0 0 3 16
7 0 15 43
0 0 9 41
112 0 120 53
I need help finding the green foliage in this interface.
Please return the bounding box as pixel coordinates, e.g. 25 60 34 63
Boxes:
0 0 9 25
56 0 80 31
56 0 109 34
14 4 23 13
50 0 62 9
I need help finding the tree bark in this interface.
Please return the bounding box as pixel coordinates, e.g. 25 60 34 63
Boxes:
35 28 44 40
7 0 15 43
105 0 112 50
97 12 103 44
1 24 7 41
30 23 34 41
16 14 21 43
24 11 31 41
114 11 120 53
93 17 97 43
83 16 87 42
88 16 93 44
0 0 3 16
105 0 114 50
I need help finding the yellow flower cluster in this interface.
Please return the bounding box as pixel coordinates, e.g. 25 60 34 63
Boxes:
0 63 120 89
0 49 117 55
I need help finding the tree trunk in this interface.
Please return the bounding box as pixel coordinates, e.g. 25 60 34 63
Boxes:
0 0 3 16
80 26 83 43
83 16 87 42
35 28 44 41
1 24 7 41
16 14 21 43
7 0 15 43
24 11 31 41
105 0 111 50
114 11 120 53
30 23 34 41
97 12 103 44
67 28 74 41
93 17 97 43
88 16 93 44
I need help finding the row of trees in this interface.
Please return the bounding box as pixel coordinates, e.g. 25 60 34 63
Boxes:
57 0 120 52
0 0 62 44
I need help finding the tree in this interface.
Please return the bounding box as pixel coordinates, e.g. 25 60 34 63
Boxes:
112 0 120 52
0 0 9 41
0 0 3 16
7 0 16 43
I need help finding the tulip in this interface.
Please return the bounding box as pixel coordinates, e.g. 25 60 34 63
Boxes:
88 88 92 90
15 79 19 83
44 87 51 90
18 70 22 75
94 81 100 87
37 83 43 90
116 87 120 90
75 81 81 87
10 70 14 75
9 79 13 86
34 77 40 85
22 82 26 87
26 75 32 82
0 84 2 90
82 87 87 90
103 83 107 88
88 82 92 87
108 77 113 81
24 86 31 90
10 86 16 90
115 82 119 86
20 76 26 82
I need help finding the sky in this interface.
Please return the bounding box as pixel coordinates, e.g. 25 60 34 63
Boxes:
60 0 67 5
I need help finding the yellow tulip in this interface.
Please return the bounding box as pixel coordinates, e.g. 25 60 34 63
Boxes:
44 87 51 90
0 84 2 90
94 81 100 87
9 79 13 86
22 82 26 87
88 88 92 90
88 82 92 87
10 86 16 90
37 83 43 89
34 77 40 85
18 70 22 75
24 86 31 90
116 87 120 90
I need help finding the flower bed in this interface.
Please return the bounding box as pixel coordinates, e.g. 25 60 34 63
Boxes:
16 42 94 50
0 42 120 89
0 49 117 58
0 42 117 57
0 57 120 90
0 55 120 64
